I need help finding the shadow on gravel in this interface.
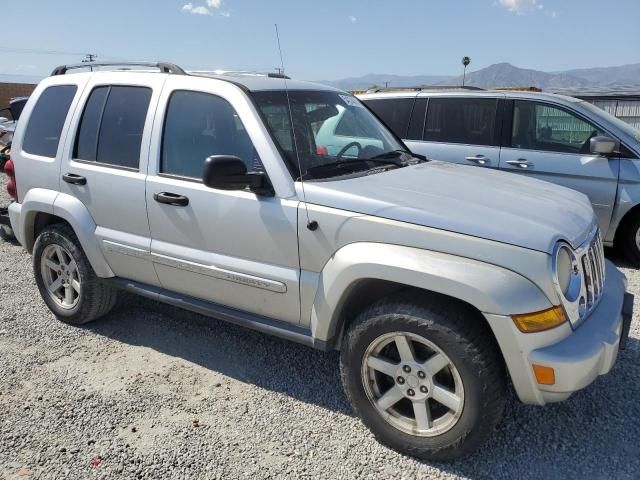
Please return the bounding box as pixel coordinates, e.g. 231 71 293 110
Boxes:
80 250 639 479
438 336 640 479
84 294 353 416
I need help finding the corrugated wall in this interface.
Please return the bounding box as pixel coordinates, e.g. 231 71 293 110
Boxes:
588 98 640 130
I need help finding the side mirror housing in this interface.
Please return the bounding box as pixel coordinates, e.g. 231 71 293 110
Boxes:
202 155 273 196
590 136 618 156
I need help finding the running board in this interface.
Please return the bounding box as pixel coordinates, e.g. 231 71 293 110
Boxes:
104 278 329 351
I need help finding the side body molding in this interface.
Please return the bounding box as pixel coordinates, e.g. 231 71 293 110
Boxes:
310 242 553 345
15 189 114 278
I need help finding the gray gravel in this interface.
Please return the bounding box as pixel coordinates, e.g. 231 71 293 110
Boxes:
0 176 639 480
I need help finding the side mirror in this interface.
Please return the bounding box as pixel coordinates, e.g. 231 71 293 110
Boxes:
202 155 273 196
590 136 618 156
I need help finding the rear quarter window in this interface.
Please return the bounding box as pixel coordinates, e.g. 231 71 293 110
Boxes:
22 85 77 157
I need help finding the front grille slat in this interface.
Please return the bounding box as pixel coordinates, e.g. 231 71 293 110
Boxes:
577 228 605 324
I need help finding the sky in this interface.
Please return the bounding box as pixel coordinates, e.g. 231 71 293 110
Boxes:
1 0 639 81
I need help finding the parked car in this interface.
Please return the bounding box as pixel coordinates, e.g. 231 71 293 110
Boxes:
7 62 633 461
358 88 640 263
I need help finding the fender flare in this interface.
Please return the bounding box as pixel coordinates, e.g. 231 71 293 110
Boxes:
16 189 114 278
310 242 553 345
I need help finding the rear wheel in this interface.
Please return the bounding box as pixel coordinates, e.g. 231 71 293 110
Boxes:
340 293 506 461
33 223 117 325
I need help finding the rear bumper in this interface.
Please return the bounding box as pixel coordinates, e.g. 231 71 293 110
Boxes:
486 260 631 405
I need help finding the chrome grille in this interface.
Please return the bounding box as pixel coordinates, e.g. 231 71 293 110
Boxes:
579 230 606 320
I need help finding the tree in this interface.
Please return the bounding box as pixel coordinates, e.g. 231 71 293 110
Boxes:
461 56 471 87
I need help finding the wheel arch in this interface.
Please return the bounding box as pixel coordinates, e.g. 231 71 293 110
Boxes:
310 242 553 349
17 189 114 277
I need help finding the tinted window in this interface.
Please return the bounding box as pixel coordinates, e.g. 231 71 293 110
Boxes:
512 101 605 154
364 98 414 138
75 86 108 160
162 90 261 178
74 86 151 169
424 98 498 146
406 98 427 140
23 85 77 157
335 108 377 138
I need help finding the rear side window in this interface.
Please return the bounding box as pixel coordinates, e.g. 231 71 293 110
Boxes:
161 90 262 178
424 98 498 146
364 98 414 138
74 85 152 169
23 85 77 157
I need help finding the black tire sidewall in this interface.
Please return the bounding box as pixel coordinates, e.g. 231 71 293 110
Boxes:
33 226 92 323
340 302 505 460
623 217 640 265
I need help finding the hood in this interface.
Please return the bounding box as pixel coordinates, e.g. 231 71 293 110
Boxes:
302 161 595 253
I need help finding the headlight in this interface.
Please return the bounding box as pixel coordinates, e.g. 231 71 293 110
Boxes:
553 243 581 302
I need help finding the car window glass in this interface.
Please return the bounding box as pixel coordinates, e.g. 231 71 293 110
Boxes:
424 98 497 146
161 90 262 178
512 101 605 154
75 86 108 160
74 86 151 169
335 108 377 138
23 85 77 157
406 98 427 140
364 98 414 138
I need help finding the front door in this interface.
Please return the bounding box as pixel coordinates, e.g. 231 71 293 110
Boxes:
145 77 301 324
59 74 165 286
499 100 619 233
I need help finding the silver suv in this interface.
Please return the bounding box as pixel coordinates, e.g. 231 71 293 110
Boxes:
359 89 640 263
5 62 633 461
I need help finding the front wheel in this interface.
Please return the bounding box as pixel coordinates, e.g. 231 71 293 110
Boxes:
339 293 507 461
620 215 640 265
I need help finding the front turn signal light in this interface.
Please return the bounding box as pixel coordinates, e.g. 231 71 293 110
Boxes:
512 306 566 333
532 364 556 385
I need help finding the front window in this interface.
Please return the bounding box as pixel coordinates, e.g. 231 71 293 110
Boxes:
252 90 412 180
511 101 604 155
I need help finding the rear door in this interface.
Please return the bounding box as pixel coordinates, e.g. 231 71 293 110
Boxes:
498 99 620 233
59 74 166 286
404 95 503 169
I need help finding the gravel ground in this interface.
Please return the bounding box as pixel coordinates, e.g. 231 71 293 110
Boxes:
0 176 639 480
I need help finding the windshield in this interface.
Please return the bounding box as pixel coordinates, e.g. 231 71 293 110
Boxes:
252 90 412 180
581 101 640 144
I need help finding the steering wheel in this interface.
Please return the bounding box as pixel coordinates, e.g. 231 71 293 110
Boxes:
336 141 363 160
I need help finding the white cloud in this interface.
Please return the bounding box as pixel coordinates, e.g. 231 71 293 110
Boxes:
348 15 357 23
207 0 222 8
498 0 542 14
220 10 231 17
182 3 212 15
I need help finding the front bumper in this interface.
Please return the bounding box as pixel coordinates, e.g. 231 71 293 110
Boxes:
485 260 631 405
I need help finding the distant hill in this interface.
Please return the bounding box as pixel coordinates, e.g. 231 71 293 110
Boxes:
315 73 451 91
315 62 640 91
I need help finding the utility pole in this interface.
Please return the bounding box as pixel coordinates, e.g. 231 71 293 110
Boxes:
82 53 98 71
384 81 389 88
461 56 471 87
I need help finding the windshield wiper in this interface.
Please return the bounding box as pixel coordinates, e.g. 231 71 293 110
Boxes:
368 149 427 164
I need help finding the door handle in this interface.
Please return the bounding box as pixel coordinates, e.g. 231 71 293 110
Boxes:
505 159 532 169
465 155 490 165
62 173 87 185
154 192 189 207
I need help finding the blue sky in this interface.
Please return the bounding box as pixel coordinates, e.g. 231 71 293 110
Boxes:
2 0 639 80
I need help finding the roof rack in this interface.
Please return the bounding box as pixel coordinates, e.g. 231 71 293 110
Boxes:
51 61 186 76
364 85 485 93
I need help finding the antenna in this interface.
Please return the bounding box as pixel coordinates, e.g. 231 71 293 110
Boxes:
275 24 318 231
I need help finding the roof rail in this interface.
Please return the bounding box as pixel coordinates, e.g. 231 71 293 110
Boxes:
50 61 186 76
365 85 485 94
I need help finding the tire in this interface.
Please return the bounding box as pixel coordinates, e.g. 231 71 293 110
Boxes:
33 223 117 325
339 292 506 462
620 215 640 265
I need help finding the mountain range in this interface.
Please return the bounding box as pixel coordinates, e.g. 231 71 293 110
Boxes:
316 62 640 91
